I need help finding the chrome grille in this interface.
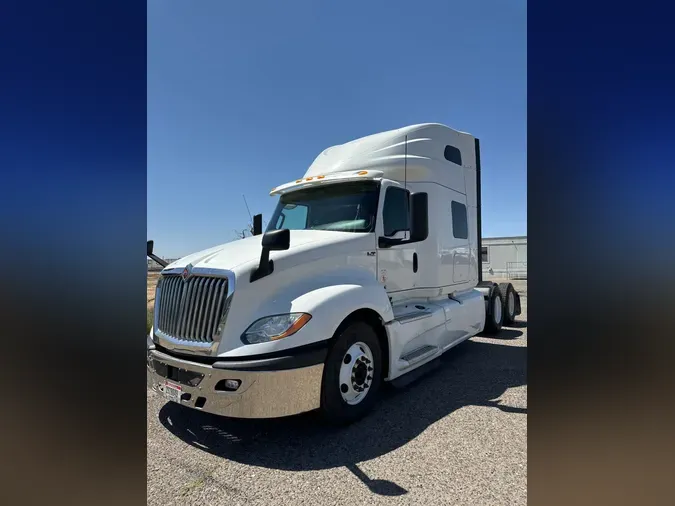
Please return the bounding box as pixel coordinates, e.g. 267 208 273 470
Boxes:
155 274 230 342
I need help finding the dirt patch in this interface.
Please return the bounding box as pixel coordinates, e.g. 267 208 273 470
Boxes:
147 272 161 334
147 272 161 310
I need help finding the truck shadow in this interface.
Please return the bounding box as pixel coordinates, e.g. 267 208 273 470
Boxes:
157 338 526 495
492 328 524 339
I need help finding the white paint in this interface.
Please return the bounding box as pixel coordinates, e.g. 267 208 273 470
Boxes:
156 123 499 386
384 289 484 379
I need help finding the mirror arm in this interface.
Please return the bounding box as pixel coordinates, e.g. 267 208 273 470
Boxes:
148 254 168 268
379 235 428 249
378 237 404 248
147 240 168 268
251 229 289 282
251 248 273 282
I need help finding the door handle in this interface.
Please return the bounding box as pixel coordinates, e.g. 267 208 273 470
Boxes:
413 252 418 273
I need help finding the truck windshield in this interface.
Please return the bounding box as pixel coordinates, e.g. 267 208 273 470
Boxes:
268 182 380 233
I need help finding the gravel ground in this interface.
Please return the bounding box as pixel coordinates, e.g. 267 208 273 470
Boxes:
147 280 527 505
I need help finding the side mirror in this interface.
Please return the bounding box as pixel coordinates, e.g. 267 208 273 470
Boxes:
252 214 263 236
251 229 290 282
409 192 429 242
262 229 290 250
377 192 428 248
147 239 168 268
378 233 404 248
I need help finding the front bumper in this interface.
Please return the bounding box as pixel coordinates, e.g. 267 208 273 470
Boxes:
147 347 325 419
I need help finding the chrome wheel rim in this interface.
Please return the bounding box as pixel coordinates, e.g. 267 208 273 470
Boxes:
508 291 515 316
493 296 502 324
339 342 374 405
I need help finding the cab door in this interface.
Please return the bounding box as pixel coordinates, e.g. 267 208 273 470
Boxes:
376 183 417 298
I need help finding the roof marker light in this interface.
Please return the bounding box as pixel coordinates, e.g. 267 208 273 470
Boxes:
295 179 302 183
357 170 368 175
317 175 325 179
306 177 313 181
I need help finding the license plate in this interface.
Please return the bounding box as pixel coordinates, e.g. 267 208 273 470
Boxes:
163 381 182 403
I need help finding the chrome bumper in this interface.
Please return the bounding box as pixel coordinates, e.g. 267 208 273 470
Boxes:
147 348 324 419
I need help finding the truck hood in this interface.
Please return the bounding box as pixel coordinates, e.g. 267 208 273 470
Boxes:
164 230 374 274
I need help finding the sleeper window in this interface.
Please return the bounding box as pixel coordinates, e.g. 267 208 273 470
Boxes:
451 201 468 239
444 145 462 166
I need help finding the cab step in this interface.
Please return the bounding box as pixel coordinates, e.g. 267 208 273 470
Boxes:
400 344 437 364
393 308 433 324
390 357 441 389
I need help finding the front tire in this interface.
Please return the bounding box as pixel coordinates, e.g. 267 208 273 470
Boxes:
320 321 383 425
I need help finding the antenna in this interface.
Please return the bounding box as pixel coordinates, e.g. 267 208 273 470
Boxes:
242 194 253 223
404 135 408 190
404 135 409 231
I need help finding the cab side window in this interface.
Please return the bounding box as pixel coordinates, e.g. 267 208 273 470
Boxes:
383 187 410 236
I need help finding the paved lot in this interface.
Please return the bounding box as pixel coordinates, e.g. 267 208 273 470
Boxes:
147 280 527 505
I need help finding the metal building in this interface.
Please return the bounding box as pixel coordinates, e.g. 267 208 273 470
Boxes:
481 235 527 280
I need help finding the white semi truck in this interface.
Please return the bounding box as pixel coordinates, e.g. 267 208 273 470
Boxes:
147 123 521 424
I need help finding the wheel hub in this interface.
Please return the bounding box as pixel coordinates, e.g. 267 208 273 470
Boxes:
352 359 369 387
339 342 374 404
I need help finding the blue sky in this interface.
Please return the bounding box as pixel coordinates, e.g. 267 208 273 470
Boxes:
148 0 526 258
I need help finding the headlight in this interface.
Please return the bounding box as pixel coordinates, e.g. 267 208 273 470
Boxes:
241 313 312 344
